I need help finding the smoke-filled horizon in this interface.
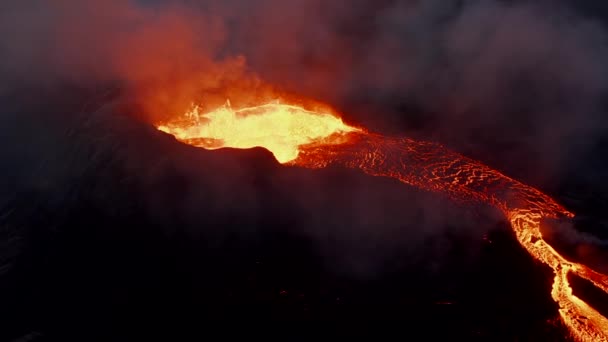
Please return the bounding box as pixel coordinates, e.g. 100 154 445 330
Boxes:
1 0 607 184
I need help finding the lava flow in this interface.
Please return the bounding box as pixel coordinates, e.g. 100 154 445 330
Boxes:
158 100 608 341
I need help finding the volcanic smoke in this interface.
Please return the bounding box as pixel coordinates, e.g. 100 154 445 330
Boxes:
158 99 608 341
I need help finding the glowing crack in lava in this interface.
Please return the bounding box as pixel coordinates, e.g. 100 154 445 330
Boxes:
158 100 608 341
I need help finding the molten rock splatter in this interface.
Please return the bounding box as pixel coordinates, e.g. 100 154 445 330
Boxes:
158 100 608 341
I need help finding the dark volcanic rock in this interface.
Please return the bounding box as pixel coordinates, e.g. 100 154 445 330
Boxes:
0 87 578 341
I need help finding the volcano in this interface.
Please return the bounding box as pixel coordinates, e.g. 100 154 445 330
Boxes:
157 98 608 341
1 86 607 341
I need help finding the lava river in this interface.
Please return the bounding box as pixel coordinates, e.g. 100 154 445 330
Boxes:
158 100 608 341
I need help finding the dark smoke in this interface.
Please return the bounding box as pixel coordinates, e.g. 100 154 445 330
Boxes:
1 1 607 181
229 0 608 187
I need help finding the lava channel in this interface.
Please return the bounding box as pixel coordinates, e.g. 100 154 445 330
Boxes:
158 100 608 342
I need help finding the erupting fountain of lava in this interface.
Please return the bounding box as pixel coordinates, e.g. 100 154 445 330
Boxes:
158 99 608 341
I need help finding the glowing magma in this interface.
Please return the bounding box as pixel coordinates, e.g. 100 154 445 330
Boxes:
157 100 357 163
158 101 608 341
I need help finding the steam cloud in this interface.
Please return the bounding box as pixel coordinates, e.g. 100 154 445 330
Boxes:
1 0 607 272
2 0 607 178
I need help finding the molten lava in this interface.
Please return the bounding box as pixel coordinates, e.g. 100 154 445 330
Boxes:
158 100 608 341
157 100 357 163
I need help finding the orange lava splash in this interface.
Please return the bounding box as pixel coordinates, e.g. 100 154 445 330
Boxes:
158 101 608 341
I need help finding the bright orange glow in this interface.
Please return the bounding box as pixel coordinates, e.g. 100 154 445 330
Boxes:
157 100 358 163
158 100 608 341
